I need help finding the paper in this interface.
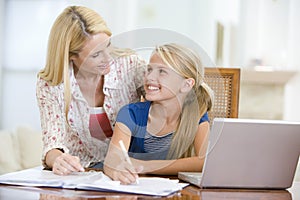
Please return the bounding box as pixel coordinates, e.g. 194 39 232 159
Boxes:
0 166 187 196
78 177 184 196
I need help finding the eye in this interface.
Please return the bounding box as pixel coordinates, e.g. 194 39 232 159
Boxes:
107 41 111 48
146 65 153 73
159 69 167 74
92 52 100 58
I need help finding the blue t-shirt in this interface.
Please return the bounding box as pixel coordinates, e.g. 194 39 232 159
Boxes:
116 101 209 160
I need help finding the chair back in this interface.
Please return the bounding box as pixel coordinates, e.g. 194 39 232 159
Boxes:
204 67 240 126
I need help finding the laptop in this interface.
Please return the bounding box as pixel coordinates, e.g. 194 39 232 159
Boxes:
178 118 300 189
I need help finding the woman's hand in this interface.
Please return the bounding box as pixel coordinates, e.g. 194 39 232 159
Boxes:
52 153 85 175
46 149 84 175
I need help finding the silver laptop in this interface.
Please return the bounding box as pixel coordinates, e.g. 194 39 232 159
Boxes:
178 118 300 189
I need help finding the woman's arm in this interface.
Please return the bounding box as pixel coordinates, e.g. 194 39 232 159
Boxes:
36 78 84 174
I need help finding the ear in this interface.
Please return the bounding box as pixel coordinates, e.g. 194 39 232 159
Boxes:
70 54 78 62
181 78 195 93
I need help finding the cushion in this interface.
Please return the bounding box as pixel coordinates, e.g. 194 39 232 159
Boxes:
0 130 22 174
16 125 42 169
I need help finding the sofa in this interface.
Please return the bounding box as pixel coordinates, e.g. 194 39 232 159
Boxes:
0 125 42 175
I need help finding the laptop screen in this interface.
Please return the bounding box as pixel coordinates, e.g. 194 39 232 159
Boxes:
180 118 300 189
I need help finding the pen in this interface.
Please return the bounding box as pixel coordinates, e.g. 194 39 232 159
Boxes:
118 140 139 184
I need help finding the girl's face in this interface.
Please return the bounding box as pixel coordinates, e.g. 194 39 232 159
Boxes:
71 33 113 75
144 53 187 102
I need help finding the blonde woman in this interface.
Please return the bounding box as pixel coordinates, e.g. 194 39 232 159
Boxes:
104 43 213 184
36 6 146 175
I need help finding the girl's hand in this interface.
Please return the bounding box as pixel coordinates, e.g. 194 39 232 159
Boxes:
104 160 141 185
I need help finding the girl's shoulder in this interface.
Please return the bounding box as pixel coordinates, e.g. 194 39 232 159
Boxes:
124 101 151 112
117 101 151 127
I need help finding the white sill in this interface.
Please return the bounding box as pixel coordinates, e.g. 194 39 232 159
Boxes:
241 68 297 85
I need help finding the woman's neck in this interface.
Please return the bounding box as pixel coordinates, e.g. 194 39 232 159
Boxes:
75 72 105 107
74 67 100 81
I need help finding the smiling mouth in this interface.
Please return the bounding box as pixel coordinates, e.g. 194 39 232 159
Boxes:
147 85 160 91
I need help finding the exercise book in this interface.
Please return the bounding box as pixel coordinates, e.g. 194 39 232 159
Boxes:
0 166 187 196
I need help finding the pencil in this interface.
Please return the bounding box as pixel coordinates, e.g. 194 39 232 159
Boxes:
119 140 132 164
118 140 139 184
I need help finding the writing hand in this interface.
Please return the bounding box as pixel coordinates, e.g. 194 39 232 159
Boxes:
104 162 142 185
52 153 85 175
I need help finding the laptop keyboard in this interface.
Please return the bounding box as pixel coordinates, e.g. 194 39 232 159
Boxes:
178 172 203 187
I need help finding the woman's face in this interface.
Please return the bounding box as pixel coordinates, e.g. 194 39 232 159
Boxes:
71 33 113 75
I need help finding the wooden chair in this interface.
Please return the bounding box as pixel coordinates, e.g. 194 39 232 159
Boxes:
204 67 241 127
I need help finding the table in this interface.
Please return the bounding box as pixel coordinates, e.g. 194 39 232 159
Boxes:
0 182 299 199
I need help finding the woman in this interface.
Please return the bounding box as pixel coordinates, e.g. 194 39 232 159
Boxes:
104 43 213 184
36 6 146 175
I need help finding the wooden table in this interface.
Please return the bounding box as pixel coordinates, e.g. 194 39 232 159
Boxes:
0 182 299 199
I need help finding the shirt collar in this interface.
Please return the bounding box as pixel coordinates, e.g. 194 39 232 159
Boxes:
103 61 121 90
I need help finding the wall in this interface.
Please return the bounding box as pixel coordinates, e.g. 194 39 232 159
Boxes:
0 0 299 130
0 0 154 130
0 0 4 128
1 0 230 130
284 0 300 121
236 0 300 121
237 0 290 67
1 0 69 130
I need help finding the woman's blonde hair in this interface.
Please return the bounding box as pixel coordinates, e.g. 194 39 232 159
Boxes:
39 5 112 84
155 43 213 159
38 6 115 123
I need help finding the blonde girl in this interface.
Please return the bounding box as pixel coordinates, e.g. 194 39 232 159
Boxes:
104 43 213 184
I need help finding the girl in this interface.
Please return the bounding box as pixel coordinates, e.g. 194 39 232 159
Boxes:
104 43 213 184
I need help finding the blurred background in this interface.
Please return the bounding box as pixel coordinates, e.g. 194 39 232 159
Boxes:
0 0 299 130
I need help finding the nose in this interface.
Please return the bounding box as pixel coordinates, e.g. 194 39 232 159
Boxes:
145 69 156 82
101 49 112 63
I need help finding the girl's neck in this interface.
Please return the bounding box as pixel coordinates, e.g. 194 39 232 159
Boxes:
147 102 181 136
150 101 181 123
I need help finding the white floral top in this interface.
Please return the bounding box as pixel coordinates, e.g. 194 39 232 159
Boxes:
36 54 146 168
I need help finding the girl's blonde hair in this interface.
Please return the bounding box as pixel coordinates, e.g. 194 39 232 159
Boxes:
38 6 132 123
155 43 213 159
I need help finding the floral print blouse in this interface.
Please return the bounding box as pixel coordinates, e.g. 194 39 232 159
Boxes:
36 54 146 168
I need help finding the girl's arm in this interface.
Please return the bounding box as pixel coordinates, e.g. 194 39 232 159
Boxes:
135 121 210 175
103 122 139 184
104 121 210 182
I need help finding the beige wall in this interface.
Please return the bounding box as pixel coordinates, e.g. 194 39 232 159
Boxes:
239 83 284 120
0 0 299 129
0 0 4 128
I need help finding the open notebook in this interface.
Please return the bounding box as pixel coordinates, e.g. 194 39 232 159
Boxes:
179 118 300 189
0 166 187 196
